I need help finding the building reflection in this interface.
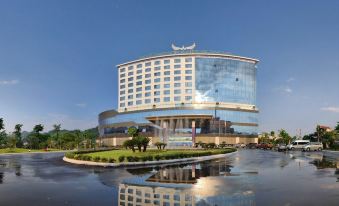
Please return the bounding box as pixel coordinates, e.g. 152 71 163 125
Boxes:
118 161 255 206
310 156 339 182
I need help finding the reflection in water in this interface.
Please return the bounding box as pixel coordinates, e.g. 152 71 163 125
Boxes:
118 160 256 206
310 156 339 182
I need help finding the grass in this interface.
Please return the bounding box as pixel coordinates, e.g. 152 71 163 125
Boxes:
0 148 61 154
68 148 236 163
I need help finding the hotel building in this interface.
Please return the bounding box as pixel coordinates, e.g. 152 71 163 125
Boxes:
98 45 259 146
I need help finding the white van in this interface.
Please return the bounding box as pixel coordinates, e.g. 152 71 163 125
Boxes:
287 140 310 150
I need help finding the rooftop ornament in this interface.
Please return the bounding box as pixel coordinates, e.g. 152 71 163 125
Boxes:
171 43 196 51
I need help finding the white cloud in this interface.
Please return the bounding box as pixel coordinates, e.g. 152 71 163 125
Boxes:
75 103 87 108
321 107 339 113
0 79 19 85
284 87 293 93
286 77 295 82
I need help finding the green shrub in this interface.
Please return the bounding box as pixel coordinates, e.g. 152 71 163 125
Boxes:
154 155 161 161
134 156 140 162
93 156 100 162
108 158 116 163
74 154 81 160
101 157 108 162
81 155 90 161
126 156 135 162
118 156 125 162
65 152 75 159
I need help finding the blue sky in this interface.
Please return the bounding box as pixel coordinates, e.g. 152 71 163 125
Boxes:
0 0 338 135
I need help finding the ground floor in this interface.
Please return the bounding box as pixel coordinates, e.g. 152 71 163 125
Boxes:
97 135 258 147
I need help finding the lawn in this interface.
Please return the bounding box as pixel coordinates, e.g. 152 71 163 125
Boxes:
66 148 236 163
0 148 60 154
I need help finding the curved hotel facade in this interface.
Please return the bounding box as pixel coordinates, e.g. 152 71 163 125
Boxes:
99 47 259 146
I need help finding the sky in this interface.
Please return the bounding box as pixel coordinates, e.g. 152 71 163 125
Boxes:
0 0 338 135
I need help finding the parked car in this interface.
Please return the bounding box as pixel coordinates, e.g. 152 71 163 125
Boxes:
287 140 310 150
247 143 258 149
302 142 323 151
257 143 273 150
235 143 246 148
276 144 287 152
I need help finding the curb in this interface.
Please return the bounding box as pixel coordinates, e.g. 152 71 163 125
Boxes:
63 151 237 167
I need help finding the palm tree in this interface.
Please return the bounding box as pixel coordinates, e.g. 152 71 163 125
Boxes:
0 118 4 131
14 124 23 148
53 124 61 149
33 124 44 134
316 125 325 142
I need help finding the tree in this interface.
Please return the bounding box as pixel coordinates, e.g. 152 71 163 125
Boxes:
128 127 139 138
123 139 136 152
52 124 61 149
335 122 339 132
270 131 275 138
74 130 83 150
7 134 17 149
14 124 23 148
279 129 291 145
141 136 151 152
33 124 44 134
0 118 7 148
316 125 325 142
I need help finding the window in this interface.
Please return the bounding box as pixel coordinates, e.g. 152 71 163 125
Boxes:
120 91 125 95
128 72 133 76
136 70 142 74
128 83 133 87
186 64 192 68
164 65 170 70
137 75 142 80
120 79 125 83
164 97 170 102
120 73 125 78
174 76 181 81
174 96 181 101
174 70 181 75
174 58 181 63
136 100 142 105
185 76 192 80
154 60 160 65
173 194 180 201
154 91 160 96
164 59 170 64
137 64 142 68
145 79 151 84
145 68 151 72
145 62 151 67
136 87 142 92
185 89 192 94
154 84 160 89
120 103 125 107
154 78 160 83
164 84 170 88
145 92 151 97
120 96 125 101
164 90 170 95
154 98 160 103
174 89 181 94
128 95 133 99
164 77 170 82
185 57 192 62
154 66 161 71
164 71 170 75
154 72 161 76
136 93 142 98
136 81 142 86
185 96 192 101
174 64 181 69
120 85 125 89
128 101 133 106
120 68 125 73
145 73 151 78
145 99 151 104
185 70 192 74
185 82 192 87
128 66 133 70
174 83 181 87
145 86 151 90
128 89 133 93
128 77 133 81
